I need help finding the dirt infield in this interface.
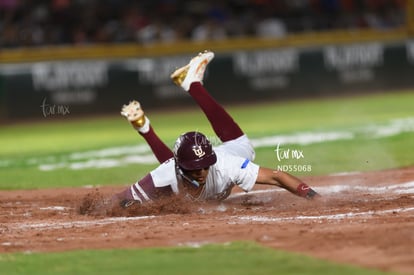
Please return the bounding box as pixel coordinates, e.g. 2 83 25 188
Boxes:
1 167 413 274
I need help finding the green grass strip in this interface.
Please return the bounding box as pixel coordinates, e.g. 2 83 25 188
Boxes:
0 242 393 275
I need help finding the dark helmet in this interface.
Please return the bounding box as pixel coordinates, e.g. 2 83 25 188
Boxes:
174 131 217 170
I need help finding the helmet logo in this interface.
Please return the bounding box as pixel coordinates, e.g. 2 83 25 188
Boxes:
192 146 205 158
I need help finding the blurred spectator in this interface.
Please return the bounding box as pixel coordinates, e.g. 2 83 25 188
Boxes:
192 18 228 41
0 0 407 48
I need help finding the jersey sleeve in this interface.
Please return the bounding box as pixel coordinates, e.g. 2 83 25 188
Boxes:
130 158 178 203
214 151 260 192
150 158 179 191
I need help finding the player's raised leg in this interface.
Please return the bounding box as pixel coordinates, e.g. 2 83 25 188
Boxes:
121 101 173 163
171 51 244 142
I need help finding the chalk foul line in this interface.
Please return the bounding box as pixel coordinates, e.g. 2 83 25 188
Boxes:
233 207 414 223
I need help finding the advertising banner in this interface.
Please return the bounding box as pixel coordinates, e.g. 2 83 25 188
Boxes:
1 40 413 120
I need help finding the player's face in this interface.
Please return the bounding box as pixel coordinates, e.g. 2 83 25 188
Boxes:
185 167 210 185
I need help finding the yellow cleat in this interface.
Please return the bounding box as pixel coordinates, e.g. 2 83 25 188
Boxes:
170 64 190 88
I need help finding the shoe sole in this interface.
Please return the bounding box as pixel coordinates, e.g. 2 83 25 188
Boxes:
121 100 146 127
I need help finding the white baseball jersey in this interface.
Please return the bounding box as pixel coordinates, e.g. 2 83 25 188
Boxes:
128 135 260 202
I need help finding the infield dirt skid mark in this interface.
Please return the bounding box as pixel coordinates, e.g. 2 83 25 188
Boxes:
6 205 412 232
4 181 413 231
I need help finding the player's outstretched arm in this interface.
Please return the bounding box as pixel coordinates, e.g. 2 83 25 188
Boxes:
120 100 173 163
255 167 319 199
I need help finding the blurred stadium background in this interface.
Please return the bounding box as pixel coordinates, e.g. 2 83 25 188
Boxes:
0 0 413 122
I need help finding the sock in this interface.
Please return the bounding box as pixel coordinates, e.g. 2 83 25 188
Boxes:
188 82 244 142
139 126 174 163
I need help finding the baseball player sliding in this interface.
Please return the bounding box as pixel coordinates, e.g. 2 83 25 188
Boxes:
115 50 319 207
